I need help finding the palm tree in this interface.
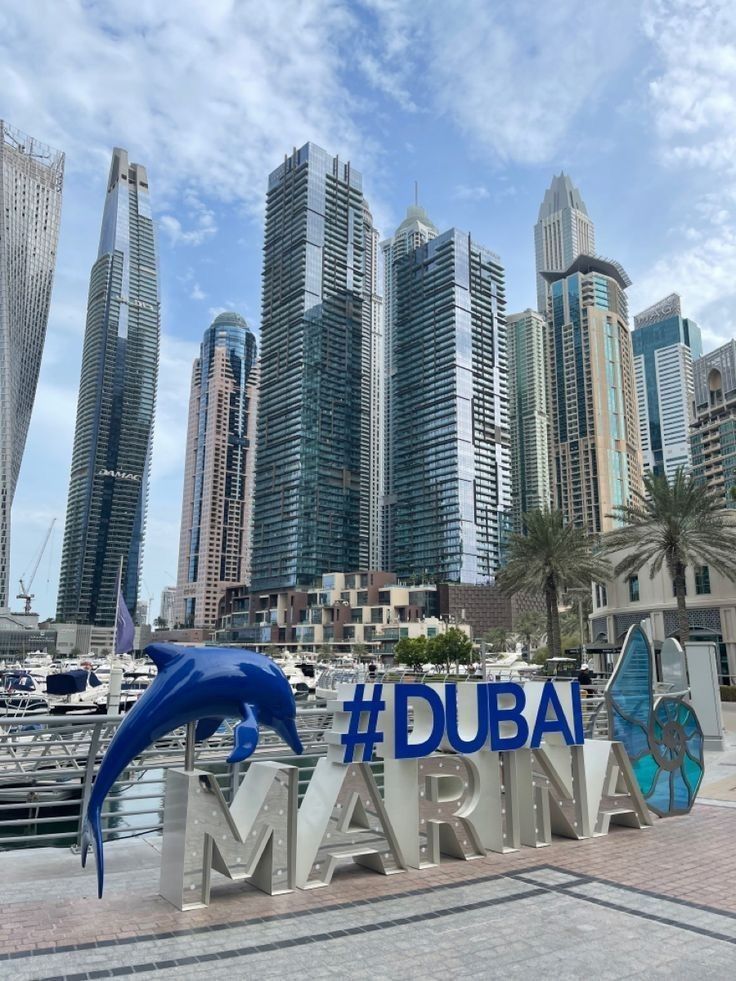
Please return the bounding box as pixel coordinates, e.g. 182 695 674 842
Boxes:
483 626 510 653
497 510 611 659
606 470 736 644
514 610 546 654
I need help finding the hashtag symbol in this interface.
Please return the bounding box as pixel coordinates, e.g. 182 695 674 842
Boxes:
340 684 385 763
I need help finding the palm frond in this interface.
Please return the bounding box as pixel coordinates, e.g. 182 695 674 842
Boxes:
604 469 736 586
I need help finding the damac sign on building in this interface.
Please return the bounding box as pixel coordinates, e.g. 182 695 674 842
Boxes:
157 679 652 911
97 469 141 481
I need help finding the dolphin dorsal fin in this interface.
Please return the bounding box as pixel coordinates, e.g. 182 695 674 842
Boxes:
145 644 181 671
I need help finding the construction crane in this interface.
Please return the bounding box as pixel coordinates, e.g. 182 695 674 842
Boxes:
17 518 56 615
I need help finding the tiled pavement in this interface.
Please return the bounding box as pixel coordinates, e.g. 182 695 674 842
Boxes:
2 708 735 980
1 800 735 980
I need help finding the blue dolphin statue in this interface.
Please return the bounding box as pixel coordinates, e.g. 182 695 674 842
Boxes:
81 643 303 898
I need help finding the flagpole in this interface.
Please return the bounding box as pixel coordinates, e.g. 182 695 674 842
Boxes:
107 556 125 715
112 555 123 657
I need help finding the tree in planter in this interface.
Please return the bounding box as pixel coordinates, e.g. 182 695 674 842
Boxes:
154 616 168 629
394 636 428 672
606 469 736 644
498 509 611 660
430 628 473 673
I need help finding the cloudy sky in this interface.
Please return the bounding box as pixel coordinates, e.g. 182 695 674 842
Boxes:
1 0 735 620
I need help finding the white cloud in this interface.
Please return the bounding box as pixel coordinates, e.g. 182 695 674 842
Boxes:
631 0 736 345
159 190 218 246
361 0 640 164
190 282 206 301
159 215 216 247
0 1 369 209
357 53 417 112
453 184 490 201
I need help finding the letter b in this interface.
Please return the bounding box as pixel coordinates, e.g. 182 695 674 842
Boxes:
488 683 529 751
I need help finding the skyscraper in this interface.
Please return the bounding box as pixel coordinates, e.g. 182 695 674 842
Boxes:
159 586 176 629
543 255 642 533
251 143 377 590
391 228 510 583
506 309 551 528
175 312 258 629
534 173 595 313
0 121 64 609
57 148 159 626
691 340 736 506
632 293 702 480
381 204 438 571
361 202 383 571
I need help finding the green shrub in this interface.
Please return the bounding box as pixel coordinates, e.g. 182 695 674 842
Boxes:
720 685 736 702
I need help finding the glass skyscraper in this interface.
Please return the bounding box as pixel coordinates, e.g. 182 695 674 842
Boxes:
381 204 438 572
507 309 551 528
175 312 258 628
390 228 510 584
543 255 643 533
632 293 702 480
0 121 64 609
691 340 736 506
535 173 595 313
57 148 159 626
360 202 383 571
250 143 378 590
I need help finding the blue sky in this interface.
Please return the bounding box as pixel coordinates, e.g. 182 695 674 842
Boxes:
1 0 735 620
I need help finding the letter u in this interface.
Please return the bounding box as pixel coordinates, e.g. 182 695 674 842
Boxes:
445 684 489 754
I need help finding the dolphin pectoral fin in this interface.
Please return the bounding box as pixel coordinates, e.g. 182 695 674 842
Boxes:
227 704 259 764
195 717 224 743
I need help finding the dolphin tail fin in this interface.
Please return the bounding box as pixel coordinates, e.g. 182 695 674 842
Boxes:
81 806 105 898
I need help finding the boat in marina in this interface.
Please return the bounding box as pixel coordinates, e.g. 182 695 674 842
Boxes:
271 651 318 700
0 655 158 719
0 670 50 716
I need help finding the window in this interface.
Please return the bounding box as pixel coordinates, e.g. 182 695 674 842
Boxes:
695 566 711 595
595 583 607 608
628 575 640 602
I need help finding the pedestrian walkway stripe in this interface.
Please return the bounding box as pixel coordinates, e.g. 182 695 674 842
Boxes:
38 886 549 981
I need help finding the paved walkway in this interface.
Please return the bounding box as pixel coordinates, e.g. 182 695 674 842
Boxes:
1 709 735 979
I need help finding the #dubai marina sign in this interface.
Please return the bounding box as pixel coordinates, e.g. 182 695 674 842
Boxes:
81 642 692 911
156 676 652 911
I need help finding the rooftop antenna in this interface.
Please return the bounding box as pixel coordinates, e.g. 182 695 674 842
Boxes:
414 180 418 206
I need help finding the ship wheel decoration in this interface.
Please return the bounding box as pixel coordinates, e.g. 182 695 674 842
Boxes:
605 624 704 817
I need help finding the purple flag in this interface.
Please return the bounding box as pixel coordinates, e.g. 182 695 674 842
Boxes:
115 587 135 655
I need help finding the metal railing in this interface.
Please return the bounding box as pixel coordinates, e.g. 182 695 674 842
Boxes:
0 683 612 852
0 709 333 851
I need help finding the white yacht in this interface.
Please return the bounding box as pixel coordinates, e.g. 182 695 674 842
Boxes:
272 652 317 700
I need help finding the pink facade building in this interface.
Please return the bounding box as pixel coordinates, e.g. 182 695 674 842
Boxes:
175 313 258 629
